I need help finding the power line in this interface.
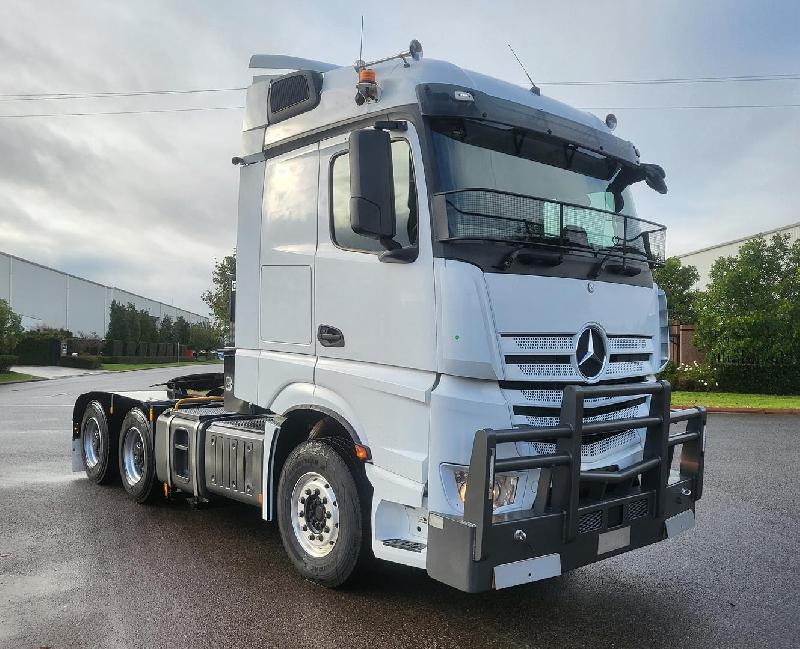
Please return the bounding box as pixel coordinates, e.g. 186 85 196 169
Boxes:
539 72 800 86
1 102 800 120
0 87 247 102
582 103 800 110
0 105 244 118
1 71 798 102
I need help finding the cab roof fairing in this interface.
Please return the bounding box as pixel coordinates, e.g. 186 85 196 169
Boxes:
243 57 635 161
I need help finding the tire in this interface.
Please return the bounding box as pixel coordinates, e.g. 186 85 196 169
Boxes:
80 400 116 484
118 408 158 504
277 439 369 588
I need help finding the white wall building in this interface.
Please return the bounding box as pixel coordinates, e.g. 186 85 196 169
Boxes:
678 221 800 290
0 251 207 335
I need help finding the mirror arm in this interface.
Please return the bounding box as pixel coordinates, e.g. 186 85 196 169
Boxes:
379 246 418 263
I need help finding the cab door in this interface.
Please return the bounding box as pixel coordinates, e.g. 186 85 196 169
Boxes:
314 124 436 373
314 123 436 482
257 141 319 409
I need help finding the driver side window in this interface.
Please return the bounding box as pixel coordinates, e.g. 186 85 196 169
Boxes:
330 139 418 253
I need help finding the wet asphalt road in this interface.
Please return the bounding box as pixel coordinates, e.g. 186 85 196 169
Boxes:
1 369 798 649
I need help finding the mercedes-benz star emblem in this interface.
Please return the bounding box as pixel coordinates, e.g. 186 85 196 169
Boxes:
575 326 607 380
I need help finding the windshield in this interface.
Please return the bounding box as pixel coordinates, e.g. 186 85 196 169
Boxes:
428 117 665 267
430 117 637 217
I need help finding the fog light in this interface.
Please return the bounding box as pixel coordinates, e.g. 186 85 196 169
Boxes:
453 469 519 510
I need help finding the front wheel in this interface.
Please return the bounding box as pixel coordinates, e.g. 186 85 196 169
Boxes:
277 440 368 588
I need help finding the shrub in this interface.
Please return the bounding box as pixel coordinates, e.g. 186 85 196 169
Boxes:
657 360 678 386
100 356 185 364
0 354 18 372
658 361 718 392
15 334 61 365
0 299 23 353
60 355 101 370
716 364 800 395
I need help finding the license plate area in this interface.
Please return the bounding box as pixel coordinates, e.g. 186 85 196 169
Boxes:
597 526 631 555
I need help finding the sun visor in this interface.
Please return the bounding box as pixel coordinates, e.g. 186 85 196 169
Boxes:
417 83 640 166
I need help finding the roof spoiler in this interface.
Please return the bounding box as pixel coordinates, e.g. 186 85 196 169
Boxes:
249 54 339 73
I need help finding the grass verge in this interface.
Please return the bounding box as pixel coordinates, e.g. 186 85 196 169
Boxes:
100 360 222 372
672 391 800 411
0 371 39 384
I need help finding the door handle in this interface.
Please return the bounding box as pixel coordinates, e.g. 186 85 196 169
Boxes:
317 325 345 347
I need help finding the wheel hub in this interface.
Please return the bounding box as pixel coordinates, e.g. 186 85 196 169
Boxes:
83 417 102 469
291 472 339 557
122 428 145 486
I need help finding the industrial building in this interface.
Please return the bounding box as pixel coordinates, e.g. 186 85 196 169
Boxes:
0 251 207 335
678 221 800 289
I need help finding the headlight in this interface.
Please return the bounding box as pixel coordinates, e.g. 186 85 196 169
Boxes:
450 467 519 510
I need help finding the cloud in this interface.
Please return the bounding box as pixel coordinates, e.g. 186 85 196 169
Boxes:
0 0 797 314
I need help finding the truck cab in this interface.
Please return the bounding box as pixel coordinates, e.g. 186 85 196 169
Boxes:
73 41 705 593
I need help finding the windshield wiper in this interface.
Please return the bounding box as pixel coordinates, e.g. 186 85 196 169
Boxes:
589 247 644 279
495 243 563 270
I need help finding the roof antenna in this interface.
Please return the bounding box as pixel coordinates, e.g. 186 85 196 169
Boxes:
355 16 365 69
507 43 540 96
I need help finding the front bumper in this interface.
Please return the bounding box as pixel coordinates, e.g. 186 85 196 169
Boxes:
427 381 706 592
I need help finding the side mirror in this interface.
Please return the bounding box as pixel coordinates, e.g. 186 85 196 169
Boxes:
642 163 668 194
349 129 396 239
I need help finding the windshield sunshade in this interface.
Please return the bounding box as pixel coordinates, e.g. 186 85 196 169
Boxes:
435 188 666 265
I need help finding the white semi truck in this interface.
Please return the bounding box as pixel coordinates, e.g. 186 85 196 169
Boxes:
72 41 706 593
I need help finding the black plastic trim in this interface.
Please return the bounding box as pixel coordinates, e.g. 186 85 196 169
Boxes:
417 83 639 165
281 404 363 446
267 70 323 125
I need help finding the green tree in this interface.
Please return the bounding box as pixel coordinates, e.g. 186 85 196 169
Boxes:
106 300 129 342
158 315 175 342
653 257 702 324
0 299 23 353
695 233 800 363
201 254 235 342
174 316 191 345
189 321 220 353
139 310 157 342
125 303 141 342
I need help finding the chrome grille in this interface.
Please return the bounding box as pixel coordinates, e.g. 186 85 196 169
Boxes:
509 335 572 352
527 429 640 460
516 363 576 379
521 402 643 429
609 337 650 352
502 332 654 382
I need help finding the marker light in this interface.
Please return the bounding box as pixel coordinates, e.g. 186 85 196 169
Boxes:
354 444 371 461
605 113 617 130
358 68 376 84
454 90 474 102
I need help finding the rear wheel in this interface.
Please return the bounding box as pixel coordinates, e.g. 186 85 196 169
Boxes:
277 440 368 588
80 400 116 484
118 408 158 503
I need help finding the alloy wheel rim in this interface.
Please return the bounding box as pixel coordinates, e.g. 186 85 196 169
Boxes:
122 428 145 486
290 472 340 557
83 417 102 468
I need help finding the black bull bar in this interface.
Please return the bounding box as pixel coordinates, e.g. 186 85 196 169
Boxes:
427 381 706 592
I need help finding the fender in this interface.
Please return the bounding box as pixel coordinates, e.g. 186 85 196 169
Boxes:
269 382 366 446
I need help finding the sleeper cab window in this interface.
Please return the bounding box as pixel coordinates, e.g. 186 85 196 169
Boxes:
331 139 418 253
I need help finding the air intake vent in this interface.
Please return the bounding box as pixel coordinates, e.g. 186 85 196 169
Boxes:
267 70 323 125
270 75 309 112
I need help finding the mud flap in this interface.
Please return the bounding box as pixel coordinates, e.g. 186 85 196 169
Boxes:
71 438 83 472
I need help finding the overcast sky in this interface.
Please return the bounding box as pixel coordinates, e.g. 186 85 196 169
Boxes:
2 1 798 315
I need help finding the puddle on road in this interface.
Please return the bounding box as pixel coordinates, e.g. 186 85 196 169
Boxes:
0 559 85 645
0 466 81 488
